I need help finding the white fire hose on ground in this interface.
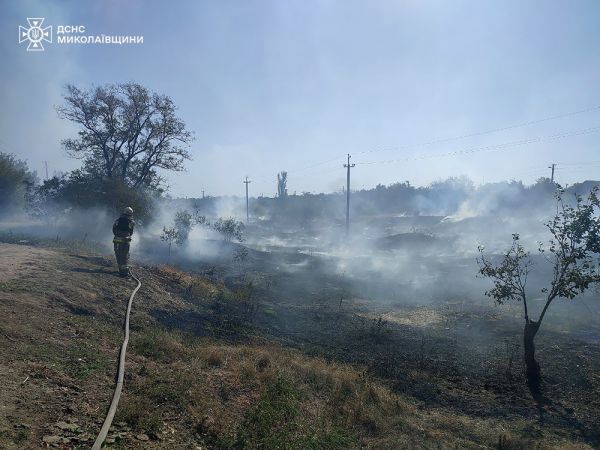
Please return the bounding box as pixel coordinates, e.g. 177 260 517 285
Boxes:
92 271 141 450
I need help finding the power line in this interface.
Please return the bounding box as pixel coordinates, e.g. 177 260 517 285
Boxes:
358 104 600 157
253 154 346 181
556 165 600 171
245 104 600 195
358 124 600 166
556 161 600 167
252 104 600 182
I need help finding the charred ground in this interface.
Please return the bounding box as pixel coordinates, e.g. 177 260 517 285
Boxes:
0 237 598 449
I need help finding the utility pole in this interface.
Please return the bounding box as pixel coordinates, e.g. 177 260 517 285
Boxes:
243 176 251 224
44 161 49 180
201 189 205 199
548 163 555 183
343 154 355 235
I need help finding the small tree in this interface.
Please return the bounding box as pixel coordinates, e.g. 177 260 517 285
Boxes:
0 152 37 212
174 210 193 243
478 187 600 389
192 211 208 226
160 226 181 256
277 171 288 199
212 217 245 242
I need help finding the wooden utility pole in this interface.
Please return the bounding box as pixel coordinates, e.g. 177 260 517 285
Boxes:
344 154 355 234
44 161 49 180
548 163 555 183
201 189 205 199
243 176 251 223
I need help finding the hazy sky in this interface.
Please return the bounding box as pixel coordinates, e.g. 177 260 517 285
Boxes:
2 0 599 197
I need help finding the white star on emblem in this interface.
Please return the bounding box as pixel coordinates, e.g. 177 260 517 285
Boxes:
18 18 52 51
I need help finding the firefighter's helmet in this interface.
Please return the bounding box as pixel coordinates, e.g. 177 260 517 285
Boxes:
123 207 134 216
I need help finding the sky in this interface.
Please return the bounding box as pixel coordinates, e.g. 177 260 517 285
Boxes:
1 0 599 197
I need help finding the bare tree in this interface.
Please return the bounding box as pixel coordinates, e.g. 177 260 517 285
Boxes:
478 187 600 390
56 83 194 190
277 171 288 199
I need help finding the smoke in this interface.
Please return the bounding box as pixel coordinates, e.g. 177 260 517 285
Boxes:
0 206 114 251
2 174 599 328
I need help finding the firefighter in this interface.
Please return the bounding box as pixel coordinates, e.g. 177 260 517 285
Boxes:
113 207 135 277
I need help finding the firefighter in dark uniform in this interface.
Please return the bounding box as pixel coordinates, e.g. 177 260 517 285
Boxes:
113 207 135 277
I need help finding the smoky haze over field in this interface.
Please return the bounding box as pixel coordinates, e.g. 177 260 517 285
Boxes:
165 177 600 320
5 175 598 329
3 2 600 447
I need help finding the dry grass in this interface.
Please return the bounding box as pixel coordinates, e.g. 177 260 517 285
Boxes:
121 327 592 449
158 265 223 299
0 245 594 449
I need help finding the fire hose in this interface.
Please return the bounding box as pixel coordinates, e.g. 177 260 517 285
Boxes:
92 271 141 450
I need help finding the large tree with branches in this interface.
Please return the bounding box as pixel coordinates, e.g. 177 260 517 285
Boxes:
478 187 600 390
56 82 194 190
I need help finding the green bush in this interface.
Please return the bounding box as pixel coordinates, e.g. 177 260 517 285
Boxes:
0 152 37 212
34 172 157 223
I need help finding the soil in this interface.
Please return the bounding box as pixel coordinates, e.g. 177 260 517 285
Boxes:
1 242 599 449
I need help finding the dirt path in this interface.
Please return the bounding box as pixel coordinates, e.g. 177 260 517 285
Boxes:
0 244 55 282
0 243 155 448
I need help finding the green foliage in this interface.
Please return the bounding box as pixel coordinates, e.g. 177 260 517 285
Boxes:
0 152 37 212
19 82 195 222
213 217 245 242
540 186 600 300
233 375 352 449
160 226 181 254
132 329 181 362
160 209 194 253
66 344 109 380
32 172 156 222
121 332 193 435
234 375 300 448
174 209 193 243
478 186 600 324
193 211 208 225
477 234 531 305
56 82 194 190
208 284 259 329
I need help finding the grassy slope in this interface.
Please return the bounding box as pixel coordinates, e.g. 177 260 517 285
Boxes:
0 242 591 449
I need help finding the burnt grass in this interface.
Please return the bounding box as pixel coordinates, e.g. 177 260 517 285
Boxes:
147 249 600 447
1 236 598 448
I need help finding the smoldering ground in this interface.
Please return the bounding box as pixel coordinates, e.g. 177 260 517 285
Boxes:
2 178 600 442
130 186 600 443
4 179 598 328
134 181 600 334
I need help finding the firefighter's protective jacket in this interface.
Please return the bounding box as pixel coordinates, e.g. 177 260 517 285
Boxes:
112 215 135 243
